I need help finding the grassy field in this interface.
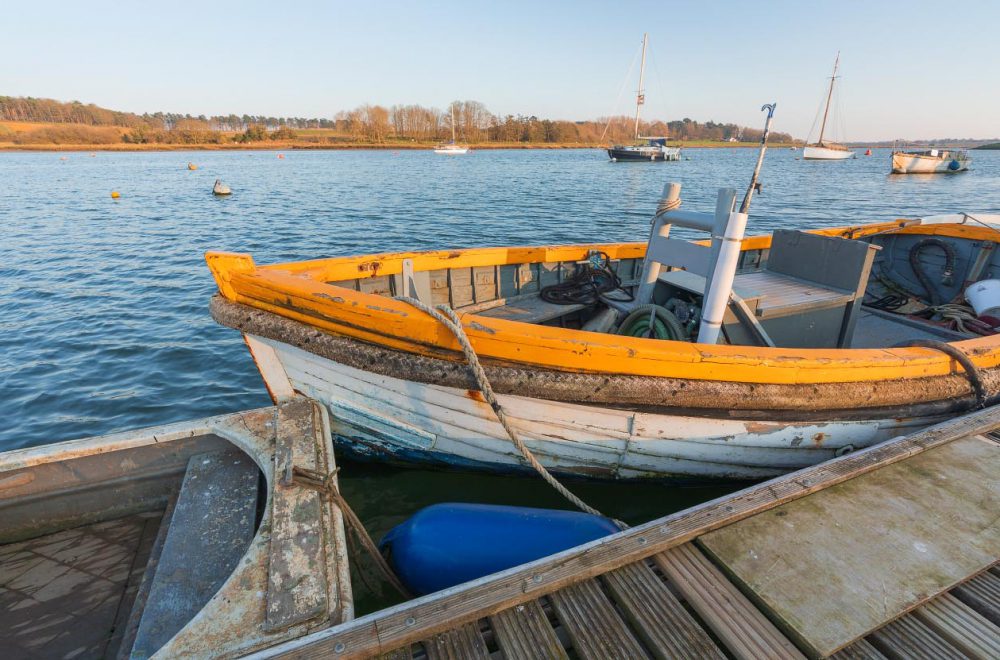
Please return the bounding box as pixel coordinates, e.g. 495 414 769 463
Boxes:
0 121 795 151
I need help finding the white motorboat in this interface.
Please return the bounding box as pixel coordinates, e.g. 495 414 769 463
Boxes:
891 148 970 174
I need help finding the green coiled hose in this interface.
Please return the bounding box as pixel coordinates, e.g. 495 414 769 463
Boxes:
616 304 687 340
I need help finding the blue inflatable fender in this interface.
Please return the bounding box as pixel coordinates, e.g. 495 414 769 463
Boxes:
380 503 620 595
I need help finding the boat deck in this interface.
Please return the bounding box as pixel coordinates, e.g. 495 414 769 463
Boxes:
260 405 1000 659
0 512 162 659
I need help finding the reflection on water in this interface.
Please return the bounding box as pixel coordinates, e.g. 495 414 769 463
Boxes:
2 147 997 612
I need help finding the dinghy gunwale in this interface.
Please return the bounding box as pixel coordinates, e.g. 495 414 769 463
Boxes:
206 220 1000 390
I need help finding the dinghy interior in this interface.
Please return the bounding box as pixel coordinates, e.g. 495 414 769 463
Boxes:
209 207 1000 353
0 400 351 659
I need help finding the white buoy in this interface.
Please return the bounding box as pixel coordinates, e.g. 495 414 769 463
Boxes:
213 179 232 196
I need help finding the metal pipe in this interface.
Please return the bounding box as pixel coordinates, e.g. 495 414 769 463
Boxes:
740 103 776 214
697 210 749 345
635 181 679 305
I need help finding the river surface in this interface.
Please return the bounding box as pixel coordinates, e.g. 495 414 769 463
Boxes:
3 146 999 611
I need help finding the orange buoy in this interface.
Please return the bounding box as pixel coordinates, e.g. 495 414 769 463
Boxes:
59 156 68 161
188 162 198 170
864 148 872 156
277 153 285 159
111 191 121 199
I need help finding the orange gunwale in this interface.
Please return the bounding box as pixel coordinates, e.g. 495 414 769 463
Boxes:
207 220 1000 386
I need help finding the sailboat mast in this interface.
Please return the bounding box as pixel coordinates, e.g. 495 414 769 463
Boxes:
817 52 840 146
633 33 648 140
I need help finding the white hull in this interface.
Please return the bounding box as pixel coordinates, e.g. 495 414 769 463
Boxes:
251 336 938 481
892 153 969 174
802 145 855 160
433 146 469 155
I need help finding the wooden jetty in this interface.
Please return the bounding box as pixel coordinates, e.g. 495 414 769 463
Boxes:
258 403 1000 660
0 399 352 659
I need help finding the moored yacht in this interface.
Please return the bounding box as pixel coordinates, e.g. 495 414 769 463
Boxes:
803 52 855 160
607 33 681 162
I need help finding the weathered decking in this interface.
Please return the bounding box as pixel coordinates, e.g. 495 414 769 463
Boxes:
254 403 1000 660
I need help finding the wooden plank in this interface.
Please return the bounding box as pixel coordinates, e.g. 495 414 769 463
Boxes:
377 647 412 660
130 450 259 658
602 560 724 659
868 615 966 660
655 544 803 660
421 622 490 660
827 638 887 659
548 579 648 659
265 399 330 631
489 599 567 660
912 592 1000 658
952 569 1000 626
472 265 497 304
245 334 297 402
697 435 1000 657
478 296 585 324
448 267 474 308
265 404 1000 659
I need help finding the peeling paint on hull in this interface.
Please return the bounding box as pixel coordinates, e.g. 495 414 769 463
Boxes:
256 336 941 481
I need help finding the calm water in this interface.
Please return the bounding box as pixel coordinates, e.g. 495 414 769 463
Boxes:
3 147 999 611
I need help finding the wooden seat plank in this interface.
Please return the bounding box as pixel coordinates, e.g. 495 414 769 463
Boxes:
489 599 568 660
602 560 724 659
421 621 490 660
654 543 804 660
548 579 649 659
912 592 1000 659
478 296 585 324
868 614 966 660
129 450 259 658
952 570 1000 626
697 435 1000 658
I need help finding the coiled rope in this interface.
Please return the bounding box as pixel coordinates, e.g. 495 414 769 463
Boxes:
396 296 623 525
654 195 682 219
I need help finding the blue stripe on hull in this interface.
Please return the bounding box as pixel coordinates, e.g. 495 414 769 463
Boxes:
332 433 739 486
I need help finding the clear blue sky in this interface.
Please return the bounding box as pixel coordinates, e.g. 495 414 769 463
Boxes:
2 0 997 141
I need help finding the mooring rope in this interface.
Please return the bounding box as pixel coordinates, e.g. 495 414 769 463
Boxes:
893 339 988 409
654 195 682 219
396 296 623 525
291 465 413 598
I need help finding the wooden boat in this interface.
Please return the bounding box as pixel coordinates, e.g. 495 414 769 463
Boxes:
607 34 681 163
892 148 970 174
0 400 352 658
206 199 1000 481
802 53 855 160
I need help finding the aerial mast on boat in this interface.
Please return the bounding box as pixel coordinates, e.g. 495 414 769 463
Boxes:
633 33 648 140
817 51 839 147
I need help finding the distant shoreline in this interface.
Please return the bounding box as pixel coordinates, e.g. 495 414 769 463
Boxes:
0 140 799 153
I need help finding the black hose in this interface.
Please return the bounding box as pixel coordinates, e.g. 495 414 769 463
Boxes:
540 253 634 305
893 339 987 409
908 238 956 307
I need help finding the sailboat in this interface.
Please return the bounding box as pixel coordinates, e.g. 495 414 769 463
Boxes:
802 53 855 161
607 34 681 162
434 106 469 155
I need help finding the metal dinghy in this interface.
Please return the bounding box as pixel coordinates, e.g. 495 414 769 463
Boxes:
0 399 352 658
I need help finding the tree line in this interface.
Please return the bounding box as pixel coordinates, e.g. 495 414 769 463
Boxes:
0 95 794 145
